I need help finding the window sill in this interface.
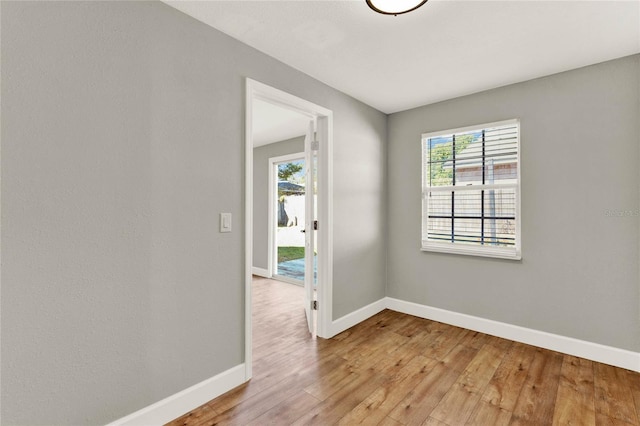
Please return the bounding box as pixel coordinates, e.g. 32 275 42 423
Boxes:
421 241 521 260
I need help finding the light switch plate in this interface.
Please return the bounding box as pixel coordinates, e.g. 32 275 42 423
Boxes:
220 213 232 233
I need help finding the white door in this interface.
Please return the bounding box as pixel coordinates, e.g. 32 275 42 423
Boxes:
303 120 316 335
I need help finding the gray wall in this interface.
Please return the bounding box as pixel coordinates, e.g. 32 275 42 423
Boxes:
387 55 640 352
253 137 305 270
1 2 387 424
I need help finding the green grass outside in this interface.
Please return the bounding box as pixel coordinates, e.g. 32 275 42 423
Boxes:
277 246 305 263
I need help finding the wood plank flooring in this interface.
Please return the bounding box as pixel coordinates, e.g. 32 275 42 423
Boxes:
167 277 640 426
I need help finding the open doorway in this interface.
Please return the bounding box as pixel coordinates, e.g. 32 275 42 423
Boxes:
270 154 318 286
245 79 333 380
252 107 318 336
272 154 306 283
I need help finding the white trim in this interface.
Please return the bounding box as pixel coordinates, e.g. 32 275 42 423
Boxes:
421 118 520 140
386 297 640 373
251 267 270 278
267 154 274 279
245 81 254 381
269 153 306 163
421 241 521 260
106 364 245 426
304 120 316 335
425 183 518 193
329 298 387 337
316 115 333 339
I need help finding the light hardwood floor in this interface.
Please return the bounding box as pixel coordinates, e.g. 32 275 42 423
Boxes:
167 277 640 425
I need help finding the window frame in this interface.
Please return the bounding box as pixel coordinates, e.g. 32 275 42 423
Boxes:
421 119 522 260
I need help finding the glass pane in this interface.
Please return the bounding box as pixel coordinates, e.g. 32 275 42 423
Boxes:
425 135 453 187
484 125 518 184
452 132 481 186
427 217 452 242
483 188 516 219
427 191 452 217
454 218 483 244
483 219 516 246
483 188 516 246
425 188 517 246
276 160 306 282
431 125 518 187
453 190 482 218
484 160 518 184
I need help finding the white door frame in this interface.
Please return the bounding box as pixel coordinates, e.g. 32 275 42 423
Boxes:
245 78 333 380
268 152 305 282
303 120 316 335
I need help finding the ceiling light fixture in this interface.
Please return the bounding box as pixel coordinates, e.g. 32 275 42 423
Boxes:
366 0 428 15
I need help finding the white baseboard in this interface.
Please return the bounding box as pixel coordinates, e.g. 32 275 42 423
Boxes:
329 298 387 337
106 364 246 426
252 267 270 278
386 297 640 373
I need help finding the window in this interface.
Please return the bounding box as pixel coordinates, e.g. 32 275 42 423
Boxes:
422 119 521 259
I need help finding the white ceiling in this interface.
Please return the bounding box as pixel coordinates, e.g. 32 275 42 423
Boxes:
253 99 310 146
165 0 640 114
